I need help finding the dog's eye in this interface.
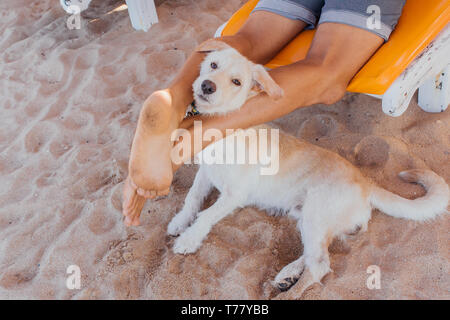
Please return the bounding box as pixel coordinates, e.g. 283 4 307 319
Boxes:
232 79 241 86
211 62 218 69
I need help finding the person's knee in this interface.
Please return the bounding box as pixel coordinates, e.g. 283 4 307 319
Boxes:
319 82 347 105
196 34 253 58
214 30 271 64
310 62 348 105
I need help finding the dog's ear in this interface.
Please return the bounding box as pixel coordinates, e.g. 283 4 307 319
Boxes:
252 64 283 100
196 39 231 53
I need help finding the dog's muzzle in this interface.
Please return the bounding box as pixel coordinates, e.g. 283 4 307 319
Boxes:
201 80 216 95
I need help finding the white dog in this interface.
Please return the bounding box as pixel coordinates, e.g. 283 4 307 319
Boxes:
167 40 449 296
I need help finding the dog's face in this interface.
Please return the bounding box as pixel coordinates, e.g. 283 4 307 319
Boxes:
192 40 283 115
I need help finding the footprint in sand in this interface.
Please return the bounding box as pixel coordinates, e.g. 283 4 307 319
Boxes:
34 58 65 83
354 135 390 168
88 203 116 235
146 50 186 80
24 122 55 153
36 171 56 188
97 64 119 78
297 114 338 142
0 270 37 290
49 139 73 159
74 49 99 70
70 164 117 198
61 113 91 130
110 183 124 212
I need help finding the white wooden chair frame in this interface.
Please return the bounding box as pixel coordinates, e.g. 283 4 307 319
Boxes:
381 25 449 116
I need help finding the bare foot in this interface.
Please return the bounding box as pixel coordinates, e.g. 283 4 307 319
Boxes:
122 177 147 226
122 90 182 226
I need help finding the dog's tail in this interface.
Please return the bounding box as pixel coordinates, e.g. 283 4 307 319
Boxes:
369 169 449 221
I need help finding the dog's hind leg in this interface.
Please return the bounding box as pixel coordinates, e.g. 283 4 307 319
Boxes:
167 167 212 236
272 207 306 291
273 256 305 291
275 201 333 299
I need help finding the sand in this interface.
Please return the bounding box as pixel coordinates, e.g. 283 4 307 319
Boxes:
0 0 448 300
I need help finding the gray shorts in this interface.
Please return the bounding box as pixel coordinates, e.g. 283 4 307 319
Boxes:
252 0 406 40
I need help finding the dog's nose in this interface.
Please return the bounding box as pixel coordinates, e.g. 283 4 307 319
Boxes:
201 80 216 95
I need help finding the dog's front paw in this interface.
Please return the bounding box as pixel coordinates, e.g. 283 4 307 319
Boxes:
167 219 187 236
172 228 205 254
167 211 193 236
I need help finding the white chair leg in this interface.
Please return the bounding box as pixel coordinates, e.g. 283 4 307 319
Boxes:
125 0 158 32
418 65 449 113
382 25 450 117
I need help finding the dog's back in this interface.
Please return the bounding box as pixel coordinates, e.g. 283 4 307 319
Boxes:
198 124 371 214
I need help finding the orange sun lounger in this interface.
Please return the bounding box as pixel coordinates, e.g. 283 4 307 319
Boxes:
215 0 450 116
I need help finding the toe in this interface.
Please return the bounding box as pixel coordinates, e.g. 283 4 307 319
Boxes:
137 188 157 199
157 187 170 197
131 196 146 224
122 178 135 211
124 216 133 226
130 216 140 226
123 192 139 215
136 188 147 197
122 188 147 226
